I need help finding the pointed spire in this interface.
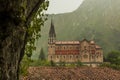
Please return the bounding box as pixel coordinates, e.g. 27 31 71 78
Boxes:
49 19 56 37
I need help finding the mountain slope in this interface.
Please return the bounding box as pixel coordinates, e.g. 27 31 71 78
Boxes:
32 0 120 59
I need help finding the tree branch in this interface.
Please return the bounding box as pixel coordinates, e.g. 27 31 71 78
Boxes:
26 0 45 25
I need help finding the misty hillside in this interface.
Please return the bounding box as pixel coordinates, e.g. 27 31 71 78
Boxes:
32 0 120 59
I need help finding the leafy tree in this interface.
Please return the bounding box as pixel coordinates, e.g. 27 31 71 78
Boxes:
19 55 32 76
106 51 120 65
39 48 46 61
76 60 83 67
59 61 66 66
30 60 51 66
0 0 49 80
100 51 120 70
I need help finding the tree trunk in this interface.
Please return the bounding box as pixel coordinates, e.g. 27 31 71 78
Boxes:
0 0 45 80
0 25 26 80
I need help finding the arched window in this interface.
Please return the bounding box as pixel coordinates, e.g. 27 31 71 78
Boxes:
96 56 98 58
51 56 52 59
76 56 78 58
57 56 59 59
64 46 65 49
84 55 88 58
84 50 87 53
64 56 65 59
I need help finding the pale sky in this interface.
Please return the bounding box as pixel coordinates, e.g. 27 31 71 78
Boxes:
46 0 84 14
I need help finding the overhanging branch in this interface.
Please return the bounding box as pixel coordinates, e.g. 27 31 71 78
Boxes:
26 0 45 25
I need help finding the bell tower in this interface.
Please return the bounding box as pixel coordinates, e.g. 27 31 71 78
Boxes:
48 20 56 61
48 19 56 44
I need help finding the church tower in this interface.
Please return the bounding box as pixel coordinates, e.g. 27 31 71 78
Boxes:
48 20 56 44
48 20 56 61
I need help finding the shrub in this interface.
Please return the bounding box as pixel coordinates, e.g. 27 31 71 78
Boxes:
50 60 56 66
20 56 32 76
100 62 120 70
30 60 51 66
76 60 83 67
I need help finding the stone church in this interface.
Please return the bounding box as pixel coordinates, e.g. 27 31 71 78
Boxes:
48 21 103 66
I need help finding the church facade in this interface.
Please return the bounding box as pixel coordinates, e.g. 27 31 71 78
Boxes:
48 21 103 66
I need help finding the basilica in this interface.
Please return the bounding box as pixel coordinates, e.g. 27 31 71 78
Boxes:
47 21 103 66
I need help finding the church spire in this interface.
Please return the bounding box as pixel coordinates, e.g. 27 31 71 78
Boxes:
49 19 56 37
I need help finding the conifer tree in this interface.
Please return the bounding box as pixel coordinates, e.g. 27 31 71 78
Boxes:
39 48 46 61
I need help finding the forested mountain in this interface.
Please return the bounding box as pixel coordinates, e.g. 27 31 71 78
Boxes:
32 0 120 59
